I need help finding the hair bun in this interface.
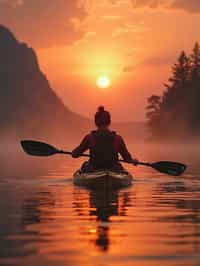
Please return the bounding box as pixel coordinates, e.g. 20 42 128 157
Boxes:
98 106 104 112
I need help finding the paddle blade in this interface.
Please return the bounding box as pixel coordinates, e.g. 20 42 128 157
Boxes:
151 161 187 176
21 140 59 157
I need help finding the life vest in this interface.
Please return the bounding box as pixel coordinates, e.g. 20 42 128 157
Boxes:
90 130 118 169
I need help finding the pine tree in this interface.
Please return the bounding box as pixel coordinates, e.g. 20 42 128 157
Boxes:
160 51 190 112
146 51 191 139
169 51 190 87
191 42 200 79
189 42 200 129
146 95 161 138
145 44 200 140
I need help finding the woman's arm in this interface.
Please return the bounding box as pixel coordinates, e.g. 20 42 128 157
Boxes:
72 135 89 158
119 137 138 165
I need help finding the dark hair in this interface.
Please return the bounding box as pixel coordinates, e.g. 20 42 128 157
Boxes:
95 106 111 127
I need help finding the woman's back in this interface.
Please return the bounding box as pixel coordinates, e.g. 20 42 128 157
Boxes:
72 106 137 171
89 130 118 169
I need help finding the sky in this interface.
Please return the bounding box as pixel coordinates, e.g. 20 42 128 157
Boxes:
1 0 200 121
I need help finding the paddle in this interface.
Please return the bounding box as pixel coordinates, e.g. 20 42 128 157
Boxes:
21 140 187 176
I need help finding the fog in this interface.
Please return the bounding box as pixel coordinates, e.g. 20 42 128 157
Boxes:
1 137 200 179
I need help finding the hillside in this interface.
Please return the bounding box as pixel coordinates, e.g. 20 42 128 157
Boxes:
0 25 145 143
0 25 91 140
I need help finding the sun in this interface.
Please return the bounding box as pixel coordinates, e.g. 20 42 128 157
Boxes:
97 76 110 89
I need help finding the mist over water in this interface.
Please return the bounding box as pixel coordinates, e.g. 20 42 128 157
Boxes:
0 140 200 266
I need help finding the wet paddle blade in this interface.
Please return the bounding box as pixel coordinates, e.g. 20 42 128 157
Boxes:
151 161 187 176
21 140 59 156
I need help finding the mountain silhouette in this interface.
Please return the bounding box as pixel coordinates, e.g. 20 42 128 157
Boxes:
0 25 90 140
0 25 145 142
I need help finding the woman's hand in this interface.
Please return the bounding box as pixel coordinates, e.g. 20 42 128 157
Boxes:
132 158 139 166
71 151 79 158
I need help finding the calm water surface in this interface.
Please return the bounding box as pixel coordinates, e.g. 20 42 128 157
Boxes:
0 143 200 266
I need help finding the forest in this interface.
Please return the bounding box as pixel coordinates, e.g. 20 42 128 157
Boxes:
146 43 200 140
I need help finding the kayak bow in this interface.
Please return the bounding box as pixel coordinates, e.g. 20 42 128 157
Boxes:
73 170 133 189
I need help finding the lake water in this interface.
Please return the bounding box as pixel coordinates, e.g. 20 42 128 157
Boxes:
0 142 200 266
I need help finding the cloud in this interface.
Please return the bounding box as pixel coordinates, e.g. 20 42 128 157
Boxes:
171 0 200 12
84 31 96 38
0 0 23 8
109 0 169 8
112 22 149 37
123 54 175 72
123 65 136 72
131 0 168 8
112 24 137 37
110 0 200 13
0 0 87 48
141 55 176 66
102 15 121 20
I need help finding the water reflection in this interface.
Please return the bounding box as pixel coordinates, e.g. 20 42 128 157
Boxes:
73 188 132 252
22 191 55 226
1 153 200 266
154 179 200 254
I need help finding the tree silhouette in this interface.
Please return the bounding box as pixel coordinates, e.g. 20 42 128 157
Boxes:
146 95 161 138
146 43 200 140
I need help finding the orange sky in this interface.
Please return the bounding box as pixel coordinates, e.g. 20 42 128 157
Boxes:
1 0 200 121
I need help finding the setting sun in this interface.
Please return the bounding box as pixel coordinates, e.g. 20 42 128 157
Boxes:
97 76 110 89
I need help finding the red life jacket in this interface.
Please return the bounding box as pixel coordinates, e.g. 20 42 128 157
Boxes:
90 130 118 169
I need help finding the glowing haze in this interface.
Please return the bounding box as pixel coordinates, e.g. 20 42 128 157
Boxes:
1 0 200 121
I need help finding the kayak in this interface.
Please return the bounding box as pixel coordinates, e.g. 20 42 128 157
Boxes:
73 170 133 189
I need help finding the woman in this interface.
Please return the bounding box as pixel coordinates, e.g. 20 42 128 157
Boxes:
72 106 138 172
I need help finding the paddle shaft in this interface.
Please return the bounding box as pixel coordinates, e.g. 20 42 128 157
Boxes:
59 150 150 166
20 140 186 176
